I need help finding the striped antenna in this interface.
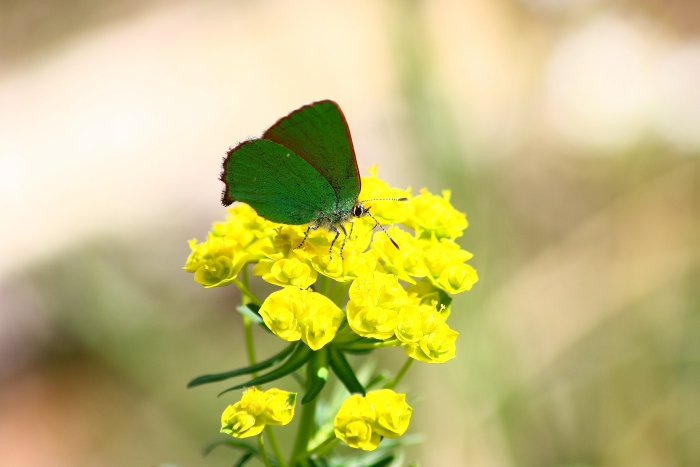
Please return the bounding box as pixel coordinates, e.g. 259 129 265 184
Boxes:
361 197 409 202
364 209 400 250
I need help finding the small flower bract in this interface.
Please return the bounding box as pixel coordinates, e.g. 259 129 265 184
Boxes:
220 387 296 438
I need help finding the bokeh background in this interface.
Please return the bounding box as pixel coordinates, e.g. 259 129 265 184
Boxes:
2 0 699 465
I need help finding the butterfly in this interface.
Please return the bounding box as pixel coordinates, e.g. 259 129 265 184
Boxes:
220 100 406 260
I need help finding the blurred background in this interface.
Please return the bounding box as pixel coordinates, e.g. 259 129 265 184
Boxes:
1 0 699 465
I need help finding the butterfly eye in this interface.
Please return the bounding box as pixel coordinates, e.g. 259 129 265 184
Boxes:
352 205 364 217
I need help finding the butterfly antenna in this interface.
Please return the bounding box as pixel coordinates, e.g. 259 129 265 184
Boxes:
361 197 409 202
365 210 400 250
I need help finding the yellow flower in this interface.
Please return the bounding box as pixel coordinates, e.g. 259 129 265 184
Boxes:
334 394 381 451
303 217 377 282
261 388 296 426
334 390 412 450
259 288 344 350
402 309 459 363
422 238 478 294
347 272 409 340
436 262 479 294
184 236 249 288
365 389 413 438
253 257 317 289
372 227 428 283
404 188 467 240
406 279 452 318
359 165 413 225
394 304 428 344
221 387 296 438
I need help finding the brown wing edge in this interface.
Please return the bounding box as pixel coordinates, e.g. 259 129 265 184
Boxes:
220 139 253 206
262 99 362 195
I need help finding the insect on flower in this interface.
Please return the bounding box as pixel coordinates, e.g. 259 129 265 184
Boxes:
220 100 407 260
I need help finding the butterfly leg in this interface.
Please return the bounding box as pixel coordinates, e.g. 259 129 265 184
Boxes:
328 226 341 262
295 225 315 250
339 223 350 260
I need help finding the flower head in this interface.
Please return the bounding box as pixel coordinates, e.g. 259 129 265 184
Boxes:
221 387 296 438
404 188 467 240
347 272 409 340
259 288 344 350
334 389 412 450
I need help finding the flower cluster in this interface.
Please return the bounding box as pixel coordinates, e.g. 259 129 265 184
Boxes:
187 167 478 452
334 389 413 451
220 387 296 438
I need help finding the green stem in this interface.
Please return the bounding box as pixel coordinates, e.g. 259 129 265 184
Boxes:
290 396 317 464
305 436 339 460
239 265 258 376
258 434 273 467
232 277 262 306
330 280 351 307
385 357 414 389
267 427 286 467
318 275 332 297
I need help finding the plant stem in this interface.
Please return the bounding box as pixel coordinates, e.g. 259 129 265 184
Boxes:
385 357 414 389
239 265 258 375
290 396 317 464
258 434 273 467
267 427 286 467
232 277 262 306
305 435 339 460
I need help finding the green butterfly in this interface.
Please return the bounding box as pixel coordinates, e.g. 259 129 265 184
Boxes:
220 100 405 259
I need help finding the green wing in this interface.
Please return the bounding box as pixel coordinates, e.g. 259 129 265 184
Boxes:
221 139 336 225
263 100 361 210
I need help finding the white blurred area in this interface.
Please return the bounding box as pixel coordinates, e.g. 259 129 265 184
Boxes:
0 0 402 280
2 0 700 277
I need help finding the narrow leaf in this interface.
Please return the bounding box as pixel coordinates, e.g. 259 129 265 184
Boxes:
302 347 329 404
328 347 365 395
366 455 395 467
236 303 267 327
219 343 313 396
188 342 298 388
233 452 255 467
202 438 256 456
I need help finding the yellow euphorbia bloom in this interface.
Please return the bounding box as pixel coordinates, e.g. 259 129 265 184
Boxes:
184 236 250 288
347 272 409 340
259 288 344 350
334 394 380 450
372 227 428 283
404 188 467 240
422 238 478 294
253 257 318 289
221 387 296 438
334 389 412 450
365 389 413 438
400 308 459 363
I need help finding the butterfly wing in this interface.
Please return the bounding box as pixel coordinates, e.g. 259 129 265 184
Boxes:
263 100 361 212
221 139 336 225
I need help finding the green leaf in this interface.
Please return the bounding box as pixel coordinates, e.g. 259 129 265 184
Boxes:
328 347 365 395
202 438 256 456
219 343 314 396
365 455 395 467
188 342 298 388
302 348 329 404
236 303 268 329
233 452 255 467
